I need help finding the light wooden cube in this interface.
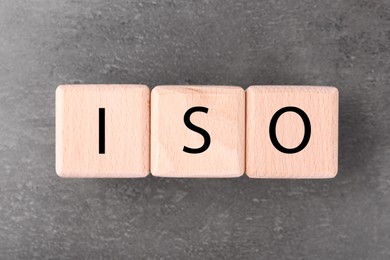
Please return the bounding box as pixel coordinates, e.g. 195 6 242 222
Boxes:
151 86 245 178
246 86 338 178
56 84 150 178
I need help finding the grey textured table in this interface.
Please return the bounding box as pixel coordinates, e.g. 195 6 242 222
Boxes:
1 0 390 259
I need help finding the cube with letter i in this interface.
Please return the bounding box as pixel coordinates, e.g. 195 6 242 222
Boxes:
56 84 150 178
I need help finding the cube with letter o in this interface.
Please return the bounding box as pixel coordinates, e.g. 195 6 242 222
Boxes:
246 86 339 178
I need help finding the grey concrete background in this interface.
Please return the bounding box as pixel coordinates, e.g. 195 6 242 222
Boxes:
0 0 390 259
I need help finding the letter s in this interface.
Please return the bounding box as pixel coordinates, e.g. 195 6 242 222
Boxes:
183 106 211 154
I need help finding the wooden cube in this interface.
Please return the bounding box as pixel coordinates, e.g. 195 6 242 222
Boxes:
56 84 150 178
151 86 245 178
246 86 338 178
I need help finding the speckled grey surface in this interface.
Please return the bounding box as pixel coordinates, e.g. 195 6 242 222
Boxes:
1 0 390 259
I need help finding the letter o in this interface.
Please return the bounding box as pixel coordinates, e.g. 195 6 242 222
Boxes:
269 106 311 154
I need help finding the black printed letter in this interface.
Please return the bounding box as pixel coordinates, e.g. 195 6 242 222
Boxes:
99 108 105 154
183 106 211 154
269 106 311 154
